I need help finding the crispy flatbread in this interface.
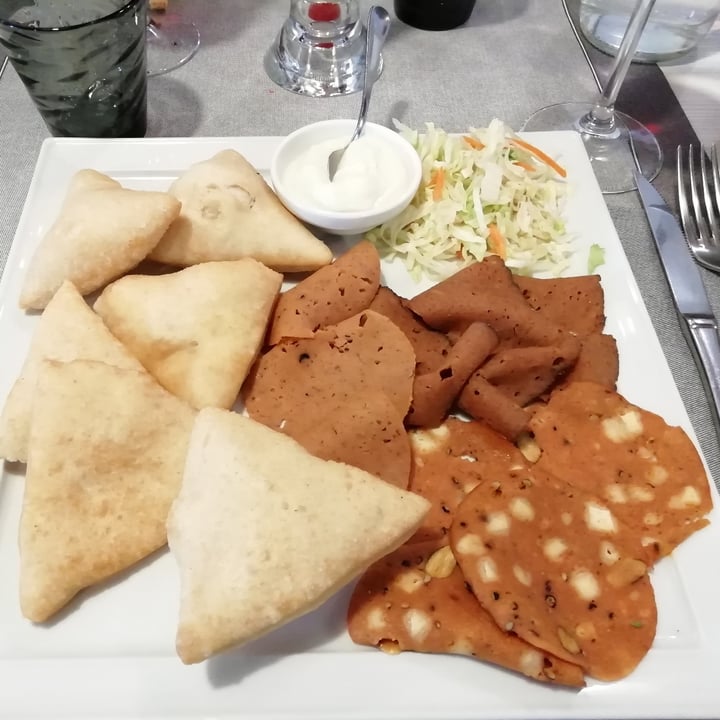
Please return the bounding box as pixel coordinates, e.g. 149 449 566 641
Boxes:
560 334 619 390
19 170 181 310
457 374 530 441
408 419 529 543
0 281 143 463
269 240 380 345
406 257 579 358
368 286 451 375
513 274 605 337
450 464 657 681
20 359 195 623
167 408 430 664
255 389 412 489
245 310 416 487
94 259 282 409
531 382 713 559
408 322 497 428
150 150 333 272
347 540 585 687
478 345 576 406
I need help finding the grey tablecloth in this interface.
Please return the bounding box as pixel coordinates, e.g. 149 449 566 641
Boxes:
1 0 719 491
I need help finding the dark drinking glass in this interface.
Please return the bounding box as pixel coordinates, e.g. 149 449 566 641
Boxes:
0 0 148 138
394 0 477 30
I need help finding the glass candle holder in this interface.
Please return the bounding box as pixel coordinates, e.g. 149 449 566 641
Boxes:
265 1 376 97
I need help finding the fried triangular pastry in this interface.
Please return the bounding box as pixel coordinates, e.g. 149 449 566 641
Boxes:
0 281 143 463
20 170 180 309
94 259 282 409
19 359 195 623
167 408 430 664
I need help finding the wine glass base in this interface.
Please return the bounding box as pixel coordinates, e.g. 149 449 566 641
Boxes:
146 16 201 77
521 102 663 195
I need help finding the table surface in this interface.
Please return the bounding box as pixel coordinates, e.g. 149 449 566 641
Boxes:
0 0 719 492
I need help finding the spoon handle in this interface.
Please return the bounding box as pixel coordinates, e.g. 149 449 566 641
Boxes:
353 6 391 143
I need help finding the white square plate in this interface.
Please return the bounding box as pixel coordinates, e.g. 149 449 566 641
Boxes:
0 133 718 719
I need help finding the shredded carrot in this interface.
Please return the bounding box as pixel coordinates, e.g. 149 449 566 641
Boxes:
510 137 567 178
513 160 536 173
463 135 485 150
430 167 445 201
487 224 507 260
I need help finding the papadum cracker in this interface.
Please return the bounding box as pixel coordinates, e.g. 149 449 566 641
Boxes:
269 240 380 345
245 310 415 487
408 322 498 428
531 382 713 558
347 540 585 687
408 418 529 543
369 286 451 375
406 256 580 358
513 274 605 337
450 464 657 681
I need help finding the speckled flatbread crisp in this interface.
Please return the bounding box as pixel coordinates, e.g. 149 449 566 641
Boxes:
150 150 332 272
531 382 713 559
167 408 430 664
513 274 605 337
0 281 144 463
457 374 530 441
408 322 497 428
269 240 380 345
20 359 195 623
476 345 577 406
560 334 619 390
94 259 282 410
347 540 585 687
368 286 451 375
244 310 416 487
406 257 580 359
20 170 181 310
256 389 411 488
450 464 657 681
247 310 415 420
408 419 529 543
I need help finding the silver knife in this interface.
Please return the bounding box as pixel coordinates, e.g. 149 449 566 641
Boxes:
634 169 720 432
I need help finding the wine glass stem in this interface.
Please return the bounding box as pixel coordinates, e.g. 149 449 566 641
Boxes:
579 0 657 135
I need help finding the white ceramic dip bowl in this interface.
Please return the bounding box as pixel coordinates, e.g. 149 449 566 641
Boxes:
271 119 422 236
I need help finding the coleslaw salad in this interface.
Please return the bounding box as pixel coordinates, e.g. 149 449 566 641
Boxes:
365 119 574 280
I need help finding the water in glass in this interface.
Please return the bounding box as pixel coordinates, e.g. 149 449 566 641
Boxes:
579 0 720 62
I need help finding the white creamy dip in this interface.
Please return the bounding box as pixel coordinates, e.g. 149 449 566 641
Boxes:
281 134 409 213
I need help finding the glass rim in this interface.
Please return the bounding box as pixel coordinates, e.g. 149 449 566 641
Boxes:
0 0 144 33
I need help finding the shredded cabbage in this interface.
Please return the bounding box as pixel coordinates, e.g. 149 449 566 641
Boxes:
365 119 573 281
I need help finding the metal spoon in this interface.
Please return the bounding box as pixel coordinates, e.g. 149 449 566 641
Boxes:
327 5 391 182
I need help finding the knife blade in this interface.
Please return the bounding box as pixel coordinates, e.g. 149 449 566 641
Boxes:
634 169 720 434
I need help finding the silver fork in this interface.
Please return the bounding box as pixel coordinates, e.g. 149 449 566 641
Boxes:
677 143 720 272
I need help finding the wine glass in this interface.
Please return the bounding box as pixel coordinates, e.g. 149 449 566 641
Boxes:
521 0 662 194
146 7 200 77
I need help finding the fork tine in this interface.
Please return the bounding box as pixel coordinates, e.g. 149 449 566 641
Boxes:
677 145 699 247
712 144 720 228
689 144 713 245
700 145 720 243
